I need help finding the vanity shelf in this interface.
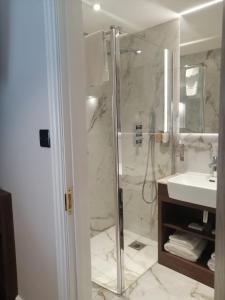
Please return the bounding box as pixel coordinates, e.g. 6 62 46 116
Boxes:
159 250 214 287
162 221 215 242
158 183 216 288
0 190 17 300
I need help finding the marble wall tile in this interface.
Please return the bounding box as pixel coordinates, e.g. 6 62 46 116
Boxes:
119 19 179 239
87 80 116 236
87 19 180 238
120 134 172 240
175 133 218 173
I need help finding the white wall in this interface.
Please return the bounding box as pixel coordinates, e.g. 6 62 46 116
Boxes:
0 0 58 299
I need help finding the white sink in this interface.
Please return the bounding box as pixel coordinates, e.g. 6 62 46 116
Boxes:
167 172 217 208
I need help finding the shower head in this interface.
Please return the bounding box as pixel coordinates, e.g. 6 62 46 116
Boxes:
120 48 142 55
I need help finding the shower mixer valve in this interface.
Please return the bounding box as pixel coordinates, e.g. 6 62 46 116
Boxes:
135 124 143 146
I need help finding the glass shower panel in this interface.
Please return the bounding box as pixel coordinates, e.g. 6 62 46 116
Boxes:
119 34 173 290
86 34 120 293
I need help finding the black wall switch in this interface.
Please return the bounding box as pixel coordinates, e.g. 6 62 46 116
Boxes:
39 130 51 148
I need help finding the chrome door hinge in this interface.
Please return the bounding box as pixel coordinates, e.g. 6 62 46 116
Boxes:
65 188 73 215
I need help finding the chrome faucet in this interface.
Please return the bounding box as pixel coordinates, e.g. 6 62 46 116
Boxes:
209 156 217 177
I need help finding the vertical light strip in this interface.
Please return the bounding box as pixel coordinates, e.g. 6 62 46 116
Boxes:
179 103 186 129
164 49 169 133
179 0 223 16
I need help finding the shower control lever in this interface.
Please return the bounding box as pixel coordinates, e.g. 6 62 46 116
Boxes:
135 124 143 146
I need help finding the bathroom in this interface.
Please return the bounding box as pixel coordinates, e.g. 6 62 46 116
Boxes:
83 1 222 299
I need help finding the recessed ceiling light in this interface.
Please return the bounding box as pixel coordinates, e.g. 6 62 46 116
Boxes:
136 50 142 54
93 2 101 11
179 0 223 16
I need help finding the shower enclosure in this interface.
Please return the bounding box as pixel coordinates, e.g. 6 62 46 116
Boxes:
86 26 174 294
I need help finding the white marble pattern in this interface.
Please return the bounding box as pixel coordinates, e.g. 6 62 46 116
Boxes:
91 226 158 293
87 19 180 238
87 80 116 237
118 19 179 240
92 263 214 300
176 133 218 174
120 133 173 240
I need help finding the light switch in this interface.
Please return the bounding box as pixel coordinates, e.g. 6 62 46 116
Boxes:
39 130 51 148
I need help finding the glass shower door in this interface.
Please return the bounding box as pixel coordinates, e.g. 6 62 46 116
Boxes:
86 26 174 295
118 33 174 290
86 29 121 294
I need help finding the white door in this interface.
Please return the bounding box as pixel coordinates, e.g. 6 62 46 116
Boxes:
57 0 92 299
44 0 92 299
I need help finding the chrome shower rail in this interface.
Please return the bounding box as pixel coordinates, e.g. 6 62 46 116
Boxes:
110 25 124 294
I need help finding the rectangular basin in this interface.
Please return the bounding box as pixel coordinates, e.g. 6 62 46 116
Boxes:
167 172 217 209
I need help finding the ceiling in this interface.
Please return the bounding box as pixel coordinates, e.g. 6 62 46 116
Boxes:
82 0 223 54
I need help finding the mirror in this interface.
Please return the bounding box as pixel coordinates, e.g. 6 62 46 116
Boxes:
179 3 223 133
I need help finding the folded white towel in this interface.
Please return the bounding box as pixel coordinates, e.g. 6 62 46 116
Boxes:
169 232 202 250
207 258 215 272
164 240 207 262
85 31 109 87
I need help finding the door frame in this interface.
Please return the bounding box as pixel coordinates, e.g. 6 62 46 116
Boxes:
215 1 225 299
44 0 91 299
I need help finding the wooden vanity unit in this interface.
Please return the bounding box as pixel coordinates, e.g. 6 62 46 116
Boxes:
0 190 18 300
158 182 216 288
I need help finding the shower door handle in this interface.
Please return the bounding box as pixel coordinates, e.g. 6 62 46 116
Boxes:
118 188 124 250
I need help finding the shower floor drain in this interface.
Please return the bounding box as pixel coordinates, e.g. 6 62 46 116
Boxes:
129 240 146 251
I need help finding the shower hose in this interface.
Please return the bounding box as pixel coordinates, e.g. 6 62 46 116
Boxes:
141 132 158 204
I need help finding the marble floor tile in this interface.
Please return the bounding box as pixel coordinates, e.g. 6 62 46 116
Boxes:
91 226 158 293
92 263 214 300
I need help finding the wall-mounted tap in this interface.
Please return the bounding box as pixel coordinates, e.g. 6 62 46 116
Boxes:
209 156 217 177
135 124 143 146
134 111 144 146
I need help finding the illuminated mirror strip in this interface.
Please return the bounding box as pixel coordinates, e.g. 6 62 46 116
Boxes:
179 0 223 16
164 49 169 133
